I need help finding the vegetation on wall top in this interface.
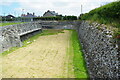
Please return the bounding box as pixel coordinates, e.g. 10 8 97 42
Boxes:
80 1 120 27
80 1 120 37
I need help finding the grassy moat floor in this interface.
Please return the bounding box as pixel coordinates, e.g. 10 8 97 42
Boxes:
1 29 89 78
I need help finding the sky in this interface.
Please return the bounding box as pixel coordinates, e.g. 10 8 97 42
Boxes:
0 0 117 17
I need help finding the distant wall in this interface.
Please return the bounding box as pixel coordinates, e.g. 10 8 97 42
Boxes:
0 21 78 53
77 21 119 79
0 22 42 53
40 21 80 29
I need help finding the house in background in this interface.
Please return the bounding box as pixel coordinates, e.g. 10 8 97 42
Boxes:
43 10 59 17
6 15 15 19
21 12 37 22
1 15 15 21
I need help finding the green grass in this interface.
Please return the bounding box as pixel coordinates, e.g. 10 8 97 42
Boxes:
70 30 89 78
0 47 19 56
81 1 120 26
0 22 26 26
81 1 120 37
1 29 64 56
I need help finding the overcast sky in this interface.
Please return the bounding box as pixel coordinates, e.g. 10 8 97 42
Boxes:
0 0 117 17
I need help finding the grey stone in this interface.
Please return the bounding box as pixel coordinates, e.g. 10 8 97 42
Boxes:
78 21 119 79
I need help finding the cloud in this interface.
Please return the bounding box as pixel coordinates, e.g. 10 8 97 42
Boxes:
0 0 117 16
52 2 70 7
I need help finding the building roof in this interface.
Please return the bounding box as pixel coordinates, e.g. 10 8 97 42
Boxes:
21 12 36 18
43 10 58 16
49 11 58 15
6 15 15 18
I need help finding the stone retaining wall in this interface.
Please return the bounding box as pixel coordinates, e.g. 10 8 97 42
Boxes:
0 21 78 53
0 20 119 79
77 21 119 79
0 22 42 53
40 21 80 29
41 20 119 78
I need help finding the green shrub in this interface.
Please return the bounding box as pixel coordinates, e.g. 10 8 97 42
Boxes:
80 1 120 30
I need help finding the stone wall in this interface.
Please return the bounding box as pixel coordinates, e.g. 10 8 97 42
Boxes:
40 20 119 78
40 21 80 29
0 22 42 53
0 20 119 79
77 21 119 79
0 21 78 53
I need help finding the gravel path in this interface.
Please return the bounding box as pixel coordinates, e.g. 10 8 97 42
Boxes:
2 30 74 78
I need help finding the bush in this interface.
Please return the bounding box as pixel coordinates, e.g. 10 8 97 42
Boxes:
33 15 78 21
33 16 62 21
80 1 120 28
63 16 77 20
